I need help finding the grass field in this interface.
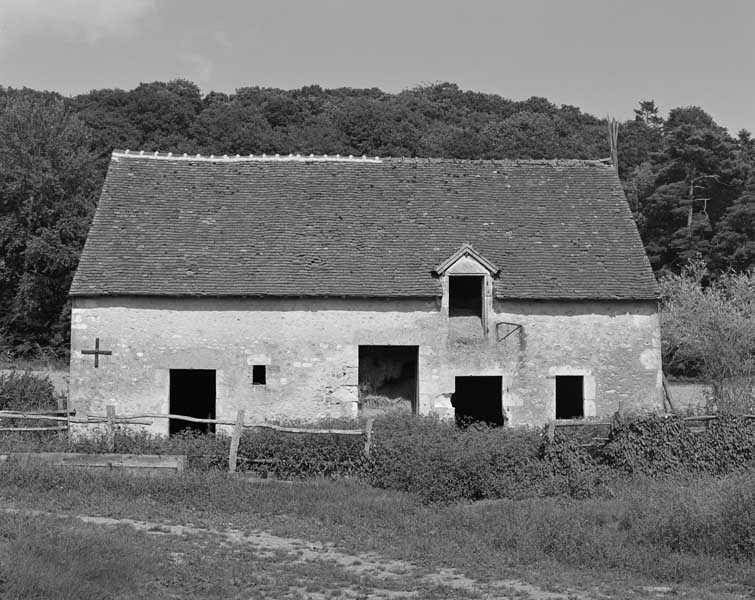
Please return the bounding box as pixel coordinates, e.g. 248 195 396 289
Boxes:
0 464 753 599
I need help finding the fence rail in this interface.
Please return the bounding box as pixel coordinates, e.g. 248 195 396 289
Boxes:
0 409 76 432
0 406 374 473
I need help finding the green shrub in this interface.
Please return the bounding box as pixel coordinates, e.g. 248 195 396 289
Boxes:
0 370 63 433
601 413 755 475
0 369 61 411
7 408 755 506
164 430 230 471
365 414 551 503
237 419 366 479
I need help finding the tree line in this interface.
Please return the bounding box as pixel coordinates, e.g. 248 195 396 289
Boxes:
0 81 753 358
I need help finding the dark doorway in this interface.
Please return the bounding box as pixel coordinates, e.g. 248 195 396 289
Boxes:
449 276 483 317
169 369 216 435
556 375 584 419
358 346 418 415
452 376 503 427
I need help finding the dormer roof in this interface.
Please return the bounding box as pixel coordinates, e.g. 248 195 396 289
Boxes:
432 244 500 278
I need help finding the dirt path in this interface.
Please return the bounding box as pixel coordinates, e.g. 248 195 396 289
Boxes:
1 506 603 599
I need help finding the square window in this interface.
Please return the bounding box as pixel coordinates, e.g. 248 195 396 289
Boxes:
252 365 267 385
449 275 483 317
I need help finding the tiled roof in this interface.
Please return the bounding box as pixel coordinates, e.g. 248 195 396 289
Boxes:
70 151 659 300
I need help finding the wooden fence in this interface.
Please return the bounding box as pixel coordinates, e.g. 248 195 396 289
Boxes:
0 409 72 433
10 408 755 470
0 407 374 473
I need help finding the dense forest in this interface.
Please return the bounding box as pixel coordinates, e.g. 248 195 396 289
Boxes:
0 81 753 358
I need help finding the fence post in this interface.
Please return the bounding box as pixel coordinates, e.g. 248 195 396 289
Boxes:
106 405 116 452
363 418 374 458
547 420 556 443
228 409 245 473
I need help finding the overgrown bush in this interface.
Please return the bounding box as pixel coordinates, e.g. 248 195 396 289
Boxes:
0 370 61 411
601 413 755 475
0 370 62 431
70 429 231 471
365 414 552 503
537 430 618 499
6 408 755 505
237 419 367 479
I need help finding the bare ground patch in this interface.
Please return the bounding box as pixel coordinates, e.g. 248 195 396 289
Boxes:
1 503 750 600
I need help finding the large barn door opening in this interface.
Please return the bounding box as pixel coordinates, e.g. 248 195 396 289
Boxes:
358 346 419 415
452 376 503 427
169 369 216 435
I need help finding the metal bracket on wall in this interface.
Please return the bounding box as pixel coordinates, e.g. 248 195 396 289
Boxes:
496 321 523 342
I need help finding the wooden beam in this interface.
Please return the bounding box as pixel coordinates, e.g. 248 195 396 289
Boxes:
0 452 185 474
0 426 68 432
0 412 73 422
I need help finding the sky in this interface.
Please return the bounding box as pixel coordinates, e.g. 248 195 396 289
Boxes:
0 0 753 134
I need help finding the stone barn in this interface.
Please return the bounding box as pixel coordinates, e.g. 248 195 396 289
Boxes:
69 151 662 433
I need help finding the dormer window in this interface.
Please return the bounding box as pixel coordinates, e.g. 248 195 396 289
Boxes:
449 275 483 318
433 243 500 336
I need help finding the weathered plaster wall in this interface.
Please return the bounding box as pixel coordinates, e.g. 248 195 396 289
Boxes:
491 301 662 424
69 296 662 434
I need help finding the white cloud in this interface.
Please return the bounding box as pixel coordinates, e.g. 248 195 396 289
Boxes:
0 0 156 46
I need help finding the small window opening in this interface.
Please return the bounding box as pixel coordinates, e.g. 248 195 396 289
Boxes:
449 276 483 318
358 345 418 415
252 365 267 385
169 369 216 435
556 375 584 419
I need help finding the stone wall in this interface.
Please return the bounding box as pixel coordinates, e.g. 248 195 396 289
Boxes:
492 300 662 424
70 296 662 434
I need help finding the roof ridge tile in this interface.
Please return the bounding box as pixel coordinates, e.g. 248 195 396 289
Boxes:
113 150 611 168
116 150 382 163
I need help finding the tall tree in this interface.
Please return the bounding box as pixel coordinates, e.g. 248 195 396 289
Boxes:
619 100 664 179
636 107 739 271
634 100 664 129
711 170 755 271
0 94 100 356
125 79 203 152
